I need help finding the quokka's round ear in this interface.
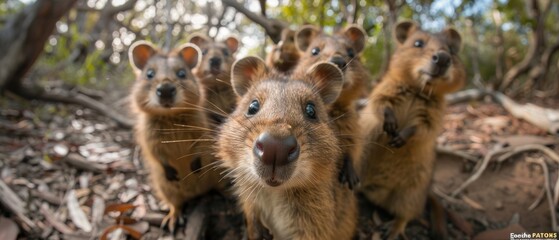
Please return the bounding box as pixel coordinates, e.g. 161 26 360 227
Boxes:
231 56 268 97
129 40 157 73
295 25 320 52
343 24 367 54
443 28 462 54
224 36 240 54
188 33 209 47
394 21 419 45
175 43 201 69
306 62 344 105
281 28 296 43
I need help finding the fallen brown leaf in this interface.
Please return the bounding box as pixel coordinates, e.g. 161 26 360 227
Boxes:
0 216 19 240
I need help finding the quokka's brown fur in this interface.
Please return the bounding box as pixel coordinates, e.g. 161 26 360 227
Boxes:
358 21 466 239
293 24 370 189
128 41 221 231
266 28 301 73
189 34 240 126
217 56 357 239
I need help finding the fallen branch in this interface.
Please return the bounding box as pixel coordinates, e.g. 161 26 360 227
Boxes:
452 143 559 208
492 92 559 136
0 179 37 231
11 87 134 129
526 158 558 232
445 88 489 105
184 201 208 240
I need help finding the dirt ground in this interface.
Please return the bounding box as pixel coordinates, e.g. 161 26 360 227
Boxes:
0 93 557 239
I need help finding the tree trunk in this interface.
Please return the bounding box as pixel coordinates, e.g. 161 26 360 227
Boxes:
378 0 402 78
0 0 77 92
498 0 550 92
222 0 286 43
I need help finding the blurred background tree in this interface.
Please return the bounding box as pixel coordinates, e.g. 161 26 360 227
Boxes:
1 0 558 101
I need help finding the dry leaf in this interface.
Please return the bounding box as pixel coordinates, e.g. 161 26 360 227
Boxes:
66 190 92 232
104 203 136 215
0 216 19 240
91 195 106 226
100 225 142 240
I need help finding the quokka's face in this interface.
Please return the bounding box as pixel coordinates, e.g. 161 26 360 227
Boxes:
217 57 343 189
129 41 203 115
189 35 239 87
295 25 366 89
267 28 300 72
391 21 466 94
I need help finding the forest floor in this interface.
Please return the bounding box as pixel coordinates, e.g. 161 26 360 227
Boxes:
0 91 557 240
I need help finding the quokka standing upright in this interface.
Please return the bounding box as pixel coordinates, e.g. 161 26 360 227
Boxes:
358 21 466 239
128 41 221 232
293 24 370 189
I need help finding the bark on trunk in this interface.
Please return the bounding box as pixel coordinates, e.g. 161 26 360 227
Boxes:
0 0 77 92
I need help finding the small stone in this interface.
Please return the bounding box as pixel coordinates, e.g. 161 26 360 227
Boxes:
53 144 69 157
495 201 504 210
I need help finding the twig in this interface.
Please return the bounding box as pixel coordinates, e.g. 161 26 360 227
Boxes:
184 201 208 240
432 186 462 205
526 158 559 231
528 185 545 211
40 204 74 234
436 146 479 162
0 179 37 231
494 144 559 205
451 146 510 197
496 144 559 164
460 195 485 211
62 153 107 173
31 189 63 206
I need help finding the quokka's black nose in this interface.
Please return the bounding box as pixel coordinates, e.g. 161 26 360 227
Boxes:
253 132 299 167
330 56 347 70
156 83 176 100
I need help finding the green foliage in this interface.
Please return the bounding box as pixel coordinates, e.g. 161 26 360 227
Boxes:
23 0 559 93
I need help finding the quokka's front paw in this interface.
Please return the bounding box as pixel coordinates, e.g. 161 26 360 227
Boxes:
338 154 359 190
383 108 399 137
160 207 184 234
388 134 407 148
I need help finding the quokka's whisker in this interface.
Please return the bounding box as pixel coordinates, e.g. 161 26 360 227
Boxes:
161 139 215 144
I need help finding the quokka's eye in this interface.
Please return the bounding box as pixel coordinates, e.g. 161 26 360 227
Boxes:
347 48 355 58
176 69 187 79
222 49 230 57
202 49 209 55
414 40 424 48
305 103 316 119
146 69 156 79
247 100 260 116
311 47 321 56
